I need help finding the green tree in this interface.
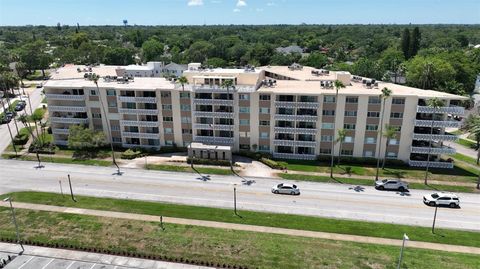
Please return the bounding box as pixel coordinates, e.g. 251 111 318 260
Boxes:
401 28 411 59
409 27 421 58
336 129 346 166
465 115 480 165
67 125 106 150
380 48 405 84
382 125 397 169
103 47 134 65
406 56 455 90
177 76 188 91
299 52 328 68
375 87 392 181
187 41 215 63
205 57 227 68
141 39 164 62
70 32 89 49
330 80 345 178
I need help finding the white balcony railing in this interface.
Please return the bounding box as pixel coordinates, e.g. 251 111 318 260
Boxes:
118 108 159 115
274 114 318 122
194 136 234 145
274 127 317 135
48 106 87 113
194 124 234 131
408 160 454 169
273 152 316 160
118 96 157 103
120 120 159 127
194 111 234 118
273 139 296 146
414 120 461 128
275 101 319 109
295 140 317 147
417 106 464 115
193 99 234 106
122 143 160 149
52 128 70 135
50 117 89 124
411 146 456 155
191 84 256 92
122 132 159 139
45 94 85 101
296 128 318 135
413 133 458 142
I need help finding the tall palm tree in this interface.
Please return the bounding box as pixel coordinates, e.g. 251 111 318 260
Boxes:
424 97 445 185
330 80 345 178
375 87 392 181
177 76 188 91
382 125 397 169
91 73 121 175
336 128 346 166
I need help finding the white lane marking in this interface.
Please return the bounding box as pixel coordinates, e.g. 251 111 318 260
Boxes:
65 261 76 269
17 256 35 269
41 258 54 269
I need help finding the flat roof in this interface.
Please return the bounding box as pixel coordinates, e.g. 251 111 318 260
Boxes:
260 65 337 81
184 68 261 75
190 142 231 151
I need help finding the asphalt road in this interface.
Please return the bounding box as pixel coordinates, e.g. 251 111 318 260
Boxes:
0 159 479 231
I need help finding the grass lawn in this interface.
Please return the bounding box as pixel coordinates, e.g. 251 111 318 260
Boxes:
1 208 478 268
451 153 478 166
3 191 480 249
146 163 234 175
457 138 477 149
1 153 112 166
279 173 478 193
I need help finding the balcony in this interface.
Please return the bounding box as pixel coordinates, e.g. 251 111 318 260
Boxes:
296 128 318 135
193 99 234 106
195 136 234 145
273 152 316 160
194 124 234 131
417 106 464 115
118 108 158 115
45 94 85 101
48 106 87 113
192 84 255 92
122 143 160 149
408 160 454 169
414 120 461 128
118 96 157 103
275 101 296 108
120 120 159 127
52 128 70 135
275 114 318 122
50 117 89 124
273 139 295 146
411 146 456 155
122 132 159 139
295 140 317 147
413 133 458 142
194 111 234 118
274 127 296 133
275 101 319 109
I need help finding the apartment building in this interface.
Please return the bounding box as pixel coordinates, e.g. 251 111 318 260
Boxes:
44 63 466 168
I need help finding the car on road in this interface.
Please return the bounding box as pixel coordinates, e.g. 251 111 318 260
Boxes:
375 179 409 191
272 183 300 195
423 192 460 208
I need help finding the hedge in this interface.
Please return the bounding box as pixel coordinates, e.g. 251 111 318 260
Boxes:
186 157 232 166
260 157 287 170
121 149 144 159
316 155 407 166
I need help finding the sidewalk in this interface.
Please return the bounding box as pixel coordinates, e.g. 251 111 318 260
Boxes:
2 201 479 255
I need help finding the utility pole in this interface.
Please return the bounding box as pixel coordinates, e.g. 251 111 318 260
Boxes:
68 174 77 202
233 185 237 216
3 197 24 253
396 233 409 269
431 205 438 234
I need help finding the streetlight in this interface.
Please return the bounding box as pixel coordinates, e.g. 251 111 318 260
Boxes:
3 197 24 253
233 184 238 216
396 233 409 269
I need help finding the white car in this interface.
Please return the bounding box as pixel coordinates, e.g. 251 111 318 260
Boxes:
271 183 300 195
375 179 409 191
423 192 460 208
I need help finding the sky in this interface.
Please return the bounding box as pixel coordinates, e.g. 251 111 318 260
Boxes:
0 0 479 26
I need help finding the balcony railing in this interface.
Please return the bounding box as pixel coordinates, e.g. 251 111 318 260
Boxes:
417 106 464 115
274 101 319 109
411 146 456 155
273 152 316 160
45 94 85 101
122 132 159 139
413 133 458 142
295 140 317 147
274 127 317 135
50 117 89 124
275 114 318 122
195 136 234 145
120 120 159 127
118 96 157 103
122 143 160 149
118 108 159 115
194 124 234 131
194 111 234 118
408 160 454 169
273 139 296 146
52 128 70 135
192 84 256 92
414 120 461 128
296 128 318 135
193 99 234 106
48 106 87 113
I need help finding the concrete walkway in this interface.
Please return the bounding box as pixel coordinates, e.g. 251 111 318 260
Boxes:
2 201 479 255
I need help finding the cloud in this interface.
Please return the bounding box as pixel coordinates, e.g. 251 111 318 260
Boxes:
236 0 247 7
233 8 241 12
188 0 204 6
267 2 276 6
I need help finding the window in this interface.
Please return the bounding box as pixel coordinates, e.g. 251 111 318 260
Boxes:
164 128 173 134
390 112 403 119
240 131 250 138
240 119 250 125
259 94 271 101
180 92 190 99
392 98 405 105
260 132 269 139
162 104 172 110
259 145 270 151
108 101 117 108
366 124 378 131
180 104 191 111
364 151 373 157
259 120 270 126
365 137 376 144
367 111 380 118
90 90 97 96
345 96 358 103
344 136 354 143
240 144 250 150
112 137 122 143
322 122 334 129
387 152 398 158
111 125 120 131
344 123 356 130
239 107 250 113
182 129 192 134
165 140 174 145
321 135 333 142
389 138 399 145
323 96 336 103
92 113 101 119
125 102 136 109
181 117 191 123
259 107 270 114
320 148 331 155
368 96 381 104
161 91 171 98
344 110 357 117
341 149 353 156
322 110 335 116
106 89 116 96
239 94 249 100
163 116 173 122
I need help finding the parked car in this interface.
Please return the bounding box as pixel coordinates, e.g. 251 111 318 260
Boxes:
14 102 25 111
1 114 12 124
271 183 300 195
375 179 409 191
36 83 43 88
423 192 460 208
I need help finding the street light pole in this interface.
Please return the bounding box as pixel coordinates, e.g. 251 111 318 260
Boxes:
233 185 237 216
432 205 438 234
3 197 24 253
396 233 409 269
68 174 77 202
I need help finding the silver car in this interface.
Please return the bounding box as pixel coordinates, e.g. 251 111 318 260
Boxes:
423 192 460 208
375 179 409 191
272 183 300 195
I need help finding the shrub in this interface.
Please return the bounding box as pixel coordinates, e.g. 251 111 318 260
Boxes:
186 157 231 166
121 149 144 159
316 155 406 167
260 157 286 169
29 142 56 154
237 150 272 161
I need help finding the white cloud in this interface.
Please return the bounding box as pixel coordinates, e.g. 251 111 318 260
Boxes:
233 8 241 12
236 0 247 7
188 0 204 6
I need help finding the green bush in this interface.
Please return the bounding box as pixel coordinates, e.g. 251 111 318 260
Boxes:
237 150 273 160
186 158 231 166
121 149 144 159
29 142 55 154
260 157 286 170
159 146 187 154
316 155 406 167
13 127 32 145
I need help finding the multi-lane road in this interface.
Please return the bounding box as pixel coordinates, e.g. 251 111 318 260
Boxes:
0 159 479 231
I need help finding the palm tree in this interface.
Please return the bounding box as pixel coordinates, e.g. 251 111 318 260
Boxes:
177 76 188 91
375 87 392 181
336 129 346 166
91 73 121 175
424 97 445 185
382 125 397 169
330 80 345 178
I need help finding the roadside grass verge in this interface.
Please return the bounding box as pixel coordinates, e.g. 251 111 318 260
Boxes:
1 208 478 268
3 191 480 248
1 153 112 166
451 153 478 166
146 163 234 175
457 138 477 149
279 173 478 193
